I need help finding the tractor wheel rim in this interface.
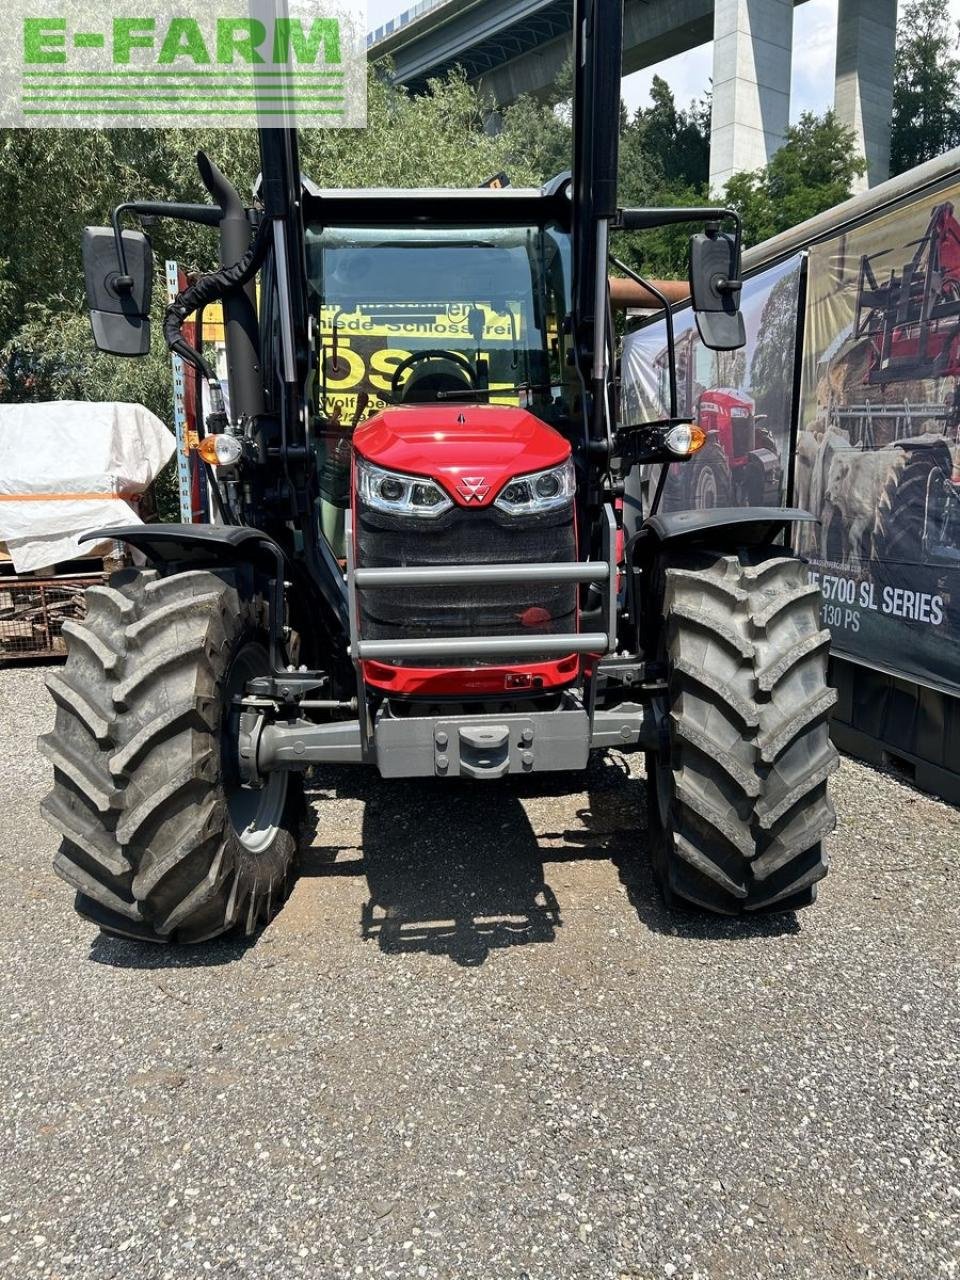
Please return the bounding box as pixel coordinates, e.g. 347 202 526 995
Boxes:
696 466 718 508
230 770 287 855
223 642 289 854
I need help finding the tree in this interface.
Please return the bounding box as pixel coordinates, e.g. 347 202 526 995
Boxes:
749 267 803 428
891 0 960 176
631 76 710 189
721 111 866 247
615 80 711 278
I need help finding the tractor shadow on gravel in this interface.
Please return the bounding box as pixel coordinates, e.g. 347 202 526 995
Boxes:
301 753 800 966
302 769 575 967
87 750 801 970
549 755 802 944
88 929 257 969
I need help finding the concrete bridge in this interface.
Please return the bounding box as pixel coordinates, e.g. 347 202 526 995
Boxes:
368 0 897 193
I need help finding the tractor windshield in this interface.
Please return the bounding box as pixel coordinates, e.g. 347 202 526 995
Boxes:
304 224 573 429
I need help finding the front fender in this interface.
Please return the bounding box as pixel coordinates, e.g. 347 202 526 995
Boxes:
80 522 286 571
640 506 817 549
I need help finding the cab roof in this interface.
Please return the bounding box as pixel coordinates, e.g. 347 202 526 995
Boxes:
299 174 572 231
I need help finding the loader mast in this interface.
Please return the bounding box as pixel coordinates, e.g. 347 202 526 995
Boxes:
570 0 624 451
258 127 311 458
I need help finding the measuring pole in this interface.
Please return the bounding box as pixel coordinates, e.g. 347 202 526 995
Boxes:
165 260 209 522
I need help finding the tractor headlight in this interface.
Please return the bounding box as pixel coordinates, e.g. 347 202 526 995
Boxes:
355 457 453 518
494 460 576 515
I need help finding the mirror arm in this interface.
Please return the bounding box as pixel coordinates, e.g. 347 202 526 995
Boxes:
110 200 224 288
617 206 741 235
609 253 678 421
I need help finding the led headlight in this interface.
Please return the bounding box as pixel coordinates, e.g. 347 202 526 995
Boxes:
494 459 576 515
664 423 707 457
355 457 453 518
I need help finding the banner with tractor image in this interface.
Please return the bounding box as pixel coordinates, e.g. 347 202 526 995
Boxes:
796 189 960 692
621 254 803 514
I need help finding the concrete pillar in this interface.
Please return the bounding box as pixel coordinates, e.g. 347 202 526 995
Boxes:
709 0 794 193
834 0 897 191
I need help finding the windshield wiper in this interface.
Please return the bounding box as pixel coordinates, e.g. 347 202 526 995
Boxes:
436 382 552 401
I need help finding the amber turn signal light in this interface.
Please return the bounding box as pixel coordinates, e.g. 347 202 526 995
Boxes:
664 423 707 457
195 434 242 466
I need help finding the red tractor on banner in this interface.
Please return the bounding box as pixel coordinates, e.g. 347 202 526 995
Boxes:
655 328 782 512
850 201 960 581
856 200 960 390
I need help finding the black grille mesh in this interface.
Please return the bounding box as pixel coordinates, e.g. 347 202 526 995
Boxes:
732 417 755 459
356 501 577 665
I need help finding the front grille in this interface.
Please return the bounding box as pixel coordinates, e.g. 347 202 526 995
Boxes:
356 500 577 665
731 417 755 459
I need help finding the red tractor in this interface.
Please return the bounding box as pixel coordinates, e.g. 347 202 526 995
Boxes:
853 201 960 586
856 201 960 390
655 330 782 512
40 0 836 942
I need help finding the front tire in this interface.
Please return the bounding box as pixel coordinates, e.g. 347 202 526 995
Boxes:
40 568 302 944
645 547 838 914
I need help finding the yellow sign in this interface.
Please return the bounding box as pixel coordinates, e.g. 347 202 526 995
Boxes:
180 300 225 344
315 303 524 423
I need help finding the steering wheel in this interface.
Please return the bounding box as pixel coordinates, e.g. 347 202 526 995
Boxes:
389 349 479 403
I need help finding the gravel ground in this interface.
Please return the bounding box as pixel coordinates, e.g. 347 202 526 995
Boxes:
0 664 958 1280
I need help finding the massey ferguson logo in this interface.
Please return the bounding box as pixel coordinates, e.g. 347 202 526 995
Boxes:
456 475 490 503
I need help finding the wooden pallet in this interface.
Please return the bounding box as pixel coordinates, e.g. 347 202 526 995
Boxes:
0 573 104 663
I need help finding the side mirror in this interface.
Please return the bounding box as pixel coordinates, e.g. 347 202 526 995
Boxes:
689 223 745 351
81 226 153 357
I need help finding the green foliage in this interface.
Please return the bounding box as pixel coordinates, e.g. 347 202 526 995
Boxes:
630 76 710 190
891 0 960 177
610 80 711 279
719 112 865 247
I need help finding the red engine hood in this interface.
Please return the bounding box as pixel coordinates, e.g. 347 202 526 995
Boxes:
353 404 570 507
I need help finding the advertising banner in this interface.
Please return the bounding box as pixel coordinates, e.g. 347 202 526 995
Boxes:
621 254 803 513
796 189 960 692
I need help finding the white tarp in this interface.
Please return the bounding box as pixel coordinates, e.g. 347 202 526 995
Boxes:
0 401 175 572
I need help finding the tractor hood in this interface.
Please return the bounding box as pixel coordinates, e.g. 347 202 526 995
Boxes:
353 404 571 507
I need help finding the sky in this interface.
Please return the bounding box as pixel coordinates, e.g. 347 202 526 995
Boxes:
366 0 960 120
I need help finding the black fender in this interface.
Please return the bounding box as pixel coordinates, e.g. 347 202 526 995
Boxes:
80 522 288 572
639 506 817 550
81 523 351 672
81 523 347 618
84 521 349 639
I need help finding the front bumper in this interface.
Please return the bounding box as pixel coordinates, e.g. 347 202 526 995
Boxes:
252 694 657 781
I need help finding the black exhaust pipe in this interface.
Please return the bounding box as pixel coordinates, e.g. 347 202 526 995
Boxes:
197 151 265 423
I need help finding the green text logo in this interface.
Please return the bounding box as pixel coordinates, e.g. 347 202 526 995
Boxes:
5 2 366 127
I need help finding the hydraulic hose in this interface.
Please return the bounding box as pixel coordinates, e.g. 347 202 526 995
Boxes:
163 217 271 389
